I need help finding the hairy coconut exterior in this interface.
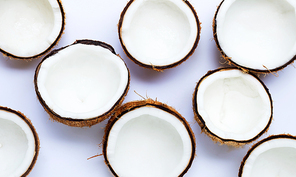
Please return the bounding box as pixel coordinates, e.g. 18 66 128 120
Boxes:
238 134 296 176
0 106 40 177
212 0 296 74
118 0 201 71
103 99 196 177
34 39 130 127
1 0 66 60
192 68 273 147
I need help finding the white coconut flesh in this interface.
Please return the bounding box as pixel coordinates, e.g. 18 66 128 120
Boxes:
0 0 63 58
216 0 296 71
120 0 198 66
241 137 296 177
37 43 129 119
196 69 271 141
106 106 193 177
0 110 35 177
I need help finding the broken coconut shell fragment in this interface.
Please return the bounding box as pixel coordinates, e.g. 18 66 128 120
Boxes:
103 99 195 177
239 134 296 177
213 0 296 73
193 68 273 146
0 0 65 60
0 106 39 177
119 0 201 71
34 40 130 127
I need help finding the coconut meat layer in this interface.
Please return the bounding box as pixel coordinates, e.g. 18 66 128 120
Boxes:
0 0 63 58
37 44 129 119
0 110 35 177
106 106 193 177
121 0 198 66
216 0 296 70
197 70 271 141
242 138 296 177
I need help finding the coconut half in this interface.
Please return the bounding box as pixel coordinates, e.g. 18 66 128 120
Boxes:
34 40 130 127
0 0 65 59
103 99 195 177
213 0 296 73
119 0 200 70
0 106 39 177
193 68 272 146
239 134 296 177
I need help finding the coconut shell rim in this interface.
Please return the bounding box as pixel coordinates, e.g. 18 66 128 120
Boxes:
238 134 296 177
0 106 40 177
192 67 273 147
0 0 66 60
34 39 130 127
212 0 296 74
102 99 196 177
118 0 201 71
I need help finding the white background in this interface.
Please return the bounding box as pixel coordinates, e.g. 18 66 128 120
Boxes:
0 0 296 177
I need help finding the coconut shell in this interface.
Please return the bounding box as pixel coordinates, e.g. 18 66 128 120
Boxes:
212 0 296 74
192 67 273 147
118 0 201 71
0 0 65 60
238 134 296 176
34 40 130 127
103 99 196 177
0 106 40 177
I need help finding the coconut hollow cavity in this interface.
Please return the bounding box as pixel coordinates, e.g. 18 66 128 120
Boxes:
34 40 130 127
213 0 296 73
0 0 65 60
193 68 272 146
0 107 39 177
239 134 296 177
103 99 195 177
119 0 200 71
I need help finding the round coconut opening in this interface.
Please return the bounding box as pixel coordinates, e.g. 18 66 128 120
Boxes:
239 134 296 177
0 107 39 177
193 68 272 146
0 0 65 59
35 40 130 127
214 0 296 73
103 100 195 177
119 0 200 70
